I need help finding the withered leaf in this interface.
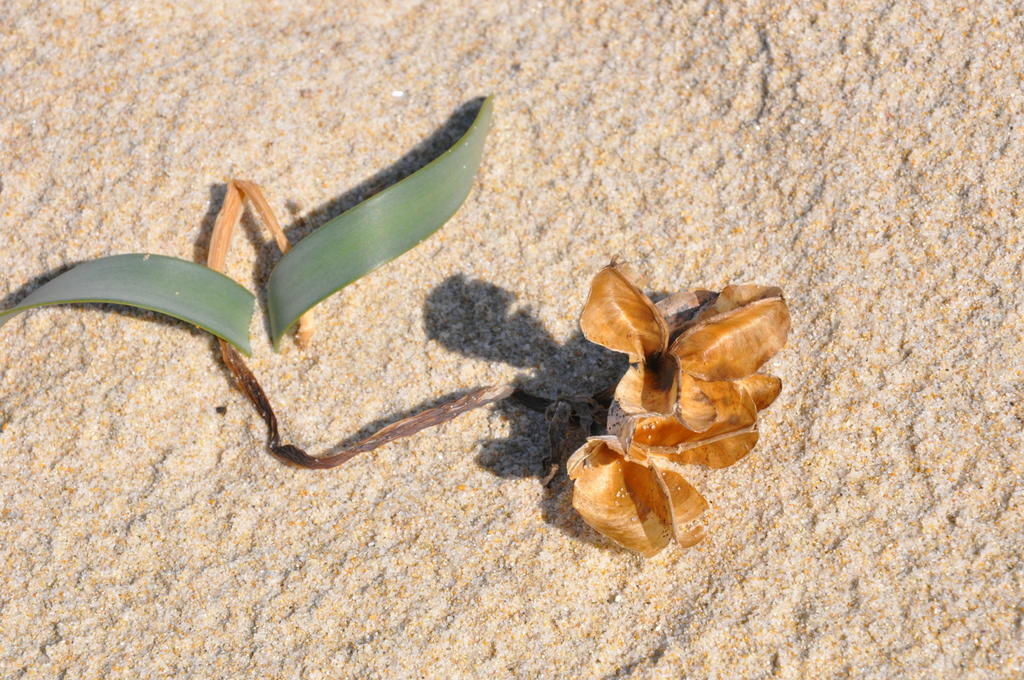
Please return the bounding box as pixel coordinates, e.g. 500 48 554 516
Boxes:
208 181 514 468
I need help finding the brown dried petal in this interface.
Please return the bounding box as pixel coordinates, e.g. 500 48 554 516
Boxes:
648 430 760 469
712 284 784 314
674 372 749 433
650 462 709 547
566 435 623 476
567 438 672 556
613 359 678 416
685 284 784 327
674 519 707 548
734 373 783 411
580 264 668 363
670 297 790 381
632 380 756 448
655 289 716 338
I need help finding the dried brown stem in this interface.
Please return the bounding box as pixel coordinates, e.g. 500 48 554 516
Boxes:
227 180 316 347
219 340 514 468
207 182 243 274
272 383 515 468
206 179 516 468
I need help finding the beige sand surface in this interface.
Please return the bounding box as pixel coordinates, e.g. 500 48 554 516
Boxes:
2 1 1022 678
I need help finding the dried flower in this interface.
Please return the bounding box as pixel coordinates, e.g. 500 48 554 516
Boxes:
568 263 790 555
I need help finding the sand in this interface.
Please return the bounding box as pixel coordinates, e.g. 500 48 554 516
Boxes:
1 1 1022 678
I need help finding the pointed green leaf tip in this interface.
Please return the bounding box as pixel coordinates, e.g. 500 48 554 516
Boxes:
266 96 495 349
0 254 255 354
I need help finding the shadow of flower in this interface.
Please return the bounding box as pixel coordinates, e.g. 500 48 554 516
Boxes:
424 274 629 547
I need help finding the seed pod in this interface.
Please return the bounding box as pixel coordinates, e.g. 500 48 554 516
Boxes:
567 262 790 555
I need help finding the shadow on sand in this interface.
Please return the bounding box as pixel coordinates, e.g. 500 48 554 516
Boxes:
423 274 627 548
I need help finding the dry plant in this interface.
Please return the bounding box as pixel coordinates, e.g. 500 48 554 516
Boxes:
566 263 791 555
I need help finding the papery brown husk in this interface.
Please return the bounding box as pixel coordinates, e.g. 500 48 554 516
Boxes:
567 436 709 556
567 437 672 556
670 296 790 381
579 265 668 363
567 263 791 555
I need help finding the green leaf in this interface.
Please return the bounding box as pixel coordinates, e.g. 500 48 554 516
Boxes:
0 253 255 354
266 96 495 349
